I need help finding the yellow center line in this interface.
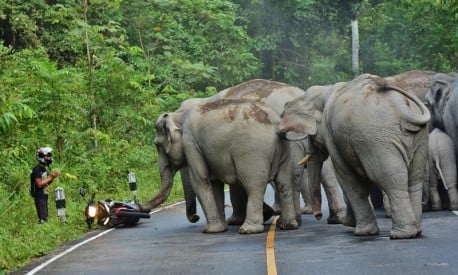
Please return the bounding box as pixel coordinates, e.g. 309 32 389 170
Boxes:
266 215 279 275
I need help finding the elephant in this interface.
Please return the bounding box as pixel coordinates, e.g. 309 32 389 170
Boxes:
425 72 458 159
362 70 437 209
277 73 430 239
425 128 458 211
142 97 300 234
143 79 347 227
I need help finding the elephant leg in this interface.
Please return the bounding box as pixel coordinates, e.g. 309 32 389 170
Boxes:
384 172 420 239
271 182 282 214
447 186 458 210
429 172 442 210
422 163 431 211
239 186 265 234
227 183 274 225
301 191 312 214
321 161 346 224
336 171 379 236
299 169 312 214
406 154 427 238
227 183 247 225
439 157 458 210
382 191 392 218
213 180 226 224
188 167 227 233
341 192 356 227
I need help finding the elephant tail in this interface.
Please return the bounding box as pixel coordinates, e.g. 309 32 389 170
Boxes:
434 161 449 191
384 84 431 131
359 74 430 129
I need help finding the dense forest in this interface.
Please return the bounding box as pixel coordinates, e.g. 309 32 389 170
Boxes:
1 0 457 271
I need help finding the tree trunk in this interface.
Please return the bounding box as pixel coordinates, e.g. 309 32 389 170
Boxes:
351 19 360 77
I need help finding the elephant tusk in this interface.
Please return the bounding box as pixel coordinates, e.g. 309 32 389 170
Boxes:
297 154 312 166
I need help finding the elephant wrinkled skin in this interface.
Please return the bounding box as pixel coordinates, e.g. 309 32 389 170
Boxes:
142 79 347 229
143 98 299 234
278 74 430 239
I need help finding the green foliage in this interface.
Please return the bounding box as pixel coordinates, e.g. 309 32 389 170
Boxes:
0 0 258 272
122 0 259 97
359 0 458 75
0 0 457 272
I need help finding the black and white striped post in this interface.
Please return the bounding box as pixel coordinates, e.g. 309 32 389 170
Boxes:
128 172 137 202
55 187 66 223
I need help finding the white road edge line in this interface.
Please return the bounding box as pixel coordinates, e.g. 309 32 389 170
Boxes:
26 201 185 275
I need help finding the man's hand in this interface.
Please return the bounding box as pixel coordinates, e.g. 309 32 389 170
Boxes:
50 171 60 178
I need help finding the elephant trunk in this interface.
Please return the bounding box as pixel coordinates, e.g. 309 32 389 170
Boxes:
139 165 175 212
307 154 323 220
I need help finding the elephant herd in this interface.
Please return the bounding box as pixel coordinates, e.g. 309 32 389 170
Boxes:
140 70 458 240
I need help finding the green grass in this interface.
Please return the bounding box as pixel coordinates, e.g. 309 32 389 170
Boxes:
0 175 184 273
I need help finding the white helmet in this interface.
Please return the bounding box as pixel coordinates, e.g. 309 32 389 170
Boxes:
37 147 53 165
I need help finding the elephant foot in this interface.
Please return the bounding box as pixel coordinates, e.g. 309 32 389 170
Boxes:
227 215 245 225
389 225 420 239
239 222 264 234
431 204 442 211
203 222 228 233
301 205 313 214
276 217 299 230
271 203 282 215
448 203 458 211
341 214 356 228
354 222 379 236
384 211 392 218
327 208 347 224
384 206 392 218
327 215 341 224
295 214 302 226
422 203 431 212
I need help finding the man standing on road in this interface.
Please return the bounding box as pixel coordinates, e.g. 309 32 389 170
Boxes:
30 147 60 223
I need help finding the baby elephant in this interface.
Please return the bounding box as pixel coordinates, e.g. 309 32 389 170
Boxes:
425 128 458 210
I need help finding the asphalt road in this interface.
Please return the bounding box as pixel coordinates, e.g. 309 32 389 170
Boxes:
17 186 458 275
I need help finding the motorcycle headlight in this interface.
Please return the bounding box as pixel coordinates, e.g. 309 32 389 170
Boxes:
88 205 97 218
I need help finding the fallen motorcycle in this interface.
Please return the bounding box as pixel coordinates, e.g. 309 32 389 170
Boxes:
81 172 150 229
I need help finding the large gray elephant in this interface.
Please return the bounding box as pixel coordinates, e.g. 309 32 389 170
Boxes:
425 128 458 210
278 74 430 239
142 98 299 234
143 79 347 227
425 72 458 158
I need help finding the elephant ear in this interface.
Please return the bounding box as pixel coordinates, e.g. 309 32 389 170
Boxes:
302 111 320 136
431 75 455 108
162 114 182 154
284 110 320 141
303 105 324 136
